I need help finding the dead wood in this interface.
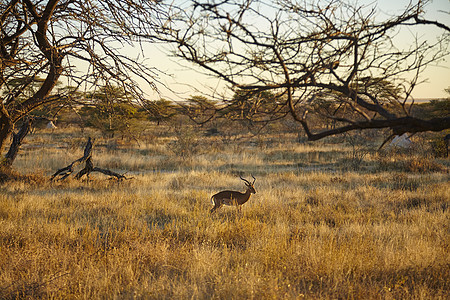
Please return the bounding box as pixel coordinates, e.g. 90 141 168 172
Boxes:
75 157 128 181
51 137 129 181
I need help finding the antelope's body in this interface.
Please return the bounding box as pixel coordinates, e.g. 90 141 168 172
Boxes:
210 176 256 214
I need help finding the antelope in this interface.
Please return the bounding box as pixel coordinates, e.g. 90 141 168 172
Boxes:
210 175 256 214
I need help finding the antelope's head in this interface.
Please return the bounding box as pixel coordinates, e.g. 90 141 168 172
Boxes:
240 175 256 194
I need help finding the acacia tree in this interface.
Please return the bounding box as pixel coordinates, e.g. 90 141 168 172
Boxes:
143 98 178 125
163 0 450 141
80 85 140 136
224 89 282 122
0 0 164 167
178 95 217 124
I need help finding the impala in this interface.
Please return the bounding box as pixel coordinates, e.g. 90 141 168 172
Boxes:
210 175 256 214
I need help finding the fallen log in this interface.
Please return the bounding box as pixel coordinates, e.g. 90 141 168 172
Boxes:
51 137 129 181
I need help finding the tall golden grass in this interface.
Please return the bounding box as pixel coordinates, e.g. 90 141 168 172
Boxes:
1 128 449 299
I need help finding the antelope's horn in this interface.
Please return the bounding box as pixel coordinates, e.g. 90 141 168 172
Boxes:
240 175 250 185
251 174 256 184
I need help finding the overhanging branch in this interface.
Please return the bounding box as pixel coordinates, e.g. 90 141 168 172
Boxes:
300 116 450 141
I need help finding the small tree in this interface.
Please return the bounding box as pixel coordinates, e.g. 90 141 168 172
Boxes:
79 85 142 137
223 89 284 121
179 95 217 124
143 99 178 125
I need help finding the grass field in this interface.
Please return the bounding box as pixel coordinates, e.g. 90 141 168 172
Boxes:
1 127 449 299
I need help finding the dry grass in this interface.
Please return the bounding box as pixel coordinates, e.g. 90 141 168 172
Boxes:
1 128 449 299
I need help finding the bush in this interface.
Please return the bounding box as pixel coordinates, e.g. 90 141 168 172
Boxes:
430 136 448 158
167 127 202 159
404 156 446 173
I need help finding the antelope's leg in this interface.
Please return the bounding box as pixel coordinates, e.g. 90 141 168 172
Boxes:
210 197 220 214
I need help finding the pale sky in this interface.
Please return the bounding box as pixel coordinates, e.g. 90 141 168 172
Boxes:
373 0 450 99
141 0 449 101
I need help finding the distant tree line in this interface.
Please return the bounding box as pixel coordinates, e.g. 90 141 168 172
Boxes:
27 82 450 140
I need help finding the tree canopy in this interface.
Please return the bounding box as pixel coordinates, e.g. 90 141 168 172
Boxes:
0 0 164 155
162 0 450 140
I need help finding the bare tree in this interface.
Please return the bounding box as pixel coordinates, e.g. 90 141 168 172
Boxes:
162 0 450 141
0 0 164 167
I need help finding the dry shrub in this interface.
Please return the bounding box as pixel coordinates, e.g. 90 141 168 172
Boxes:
0 166 47 185
430 136 448 157
404 156 446 173
375 151 447 173
167 127 202 159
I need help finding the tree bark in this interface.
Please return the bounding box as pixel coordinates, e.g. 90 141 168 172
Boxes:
2 117 33 167
0 104 13 154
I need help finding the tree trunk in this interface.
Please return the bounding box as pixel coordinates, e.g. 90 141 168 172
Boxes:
0 104 13 155
3 118 33 167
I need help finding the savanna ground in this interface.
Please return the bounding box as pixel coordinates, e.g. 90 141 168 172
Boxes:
0 125 449 299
